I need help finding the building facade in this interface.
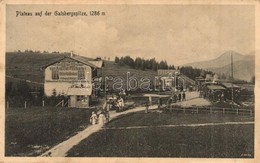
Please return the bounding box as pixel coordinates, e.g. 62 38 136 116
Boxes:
42 56 102 108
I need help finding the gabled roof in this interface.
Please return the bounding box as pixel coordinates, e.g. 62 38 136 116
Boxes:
88 60 104 68
207 85 226 90
222 82 240 88
41 56 98 70
72 55 104 68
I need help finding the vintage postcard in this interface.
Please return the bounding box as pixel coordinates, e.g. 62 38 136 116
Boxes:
0 0 259 162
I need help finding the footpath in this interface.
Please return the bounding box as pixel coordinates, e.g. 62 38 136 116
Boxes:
174 91 211 107
40 105 159 157
40 92 209 157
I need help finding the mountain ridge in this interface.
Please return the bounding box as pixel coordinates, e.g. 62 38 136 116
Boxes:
184 51 255 81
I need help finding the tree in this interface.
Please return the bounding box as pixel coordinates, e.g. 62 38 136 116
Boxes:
115 56 120 63
119 57 125 66
134 57 142 69
150 58 158 71
123 56 135 68
169 65 175 70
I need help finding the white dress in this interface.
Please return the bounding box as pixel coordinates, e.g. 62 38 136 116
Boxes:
90 114 97 125
98 113 105 125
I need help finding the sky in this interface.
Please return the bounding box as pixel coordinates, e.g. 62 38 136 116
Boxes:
6 5 255 66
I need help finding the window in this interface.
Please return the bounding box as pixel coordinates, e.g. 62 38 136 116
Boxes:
77 96 84 101
52 69 59 80
78 70 85 80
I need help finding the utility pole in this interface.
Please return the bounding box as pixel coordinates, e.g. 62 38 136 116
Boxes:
231 51 234 108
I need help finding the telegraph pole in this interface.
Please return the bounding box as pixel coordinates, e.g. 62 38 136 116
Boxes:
231 51 234 108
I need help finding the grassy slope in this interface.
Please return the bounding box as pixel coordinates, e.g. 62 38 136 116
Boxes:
6 52 67 83
102 61 157 91
67 125 253 158
5 107 95 156
6 52 158 85
67 112 254 158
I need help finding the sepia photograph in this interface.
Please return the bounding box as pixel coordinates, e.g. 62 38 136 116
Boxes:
2 0 258 161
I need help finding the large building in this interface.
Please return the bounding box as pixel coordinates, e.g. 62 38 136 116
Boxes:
42 54 103 108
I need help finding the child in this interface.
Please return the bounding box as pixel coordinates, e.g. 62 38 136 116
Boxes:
89 112 97 125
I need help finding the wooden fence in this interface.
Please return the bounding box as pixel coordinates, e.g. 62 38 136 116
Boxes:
166 104 254 116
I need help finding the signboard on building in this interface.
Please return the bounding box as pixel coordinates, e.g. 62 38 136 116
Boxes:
47 61 87 81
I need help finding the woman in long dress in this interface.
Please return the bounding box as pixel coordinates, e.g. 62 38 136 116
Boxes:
90 112 97 125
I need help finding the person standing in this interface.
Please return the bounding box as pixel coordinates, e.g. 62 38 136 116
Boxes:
158 97 162 110
178 93 182 102
98 111 106 125
167 97 173 108
105 110 110 123
173 93 177 103
106 99 112 112
182 92 186 101
145 102 149 113
221 92 225 102
90 112 97 125
102 100 107 111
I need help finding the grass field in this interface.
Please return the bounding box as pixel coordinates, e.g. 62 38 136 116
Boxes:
5 107 94 156
6 52 67 83
67 112 254 158
6 52 158 85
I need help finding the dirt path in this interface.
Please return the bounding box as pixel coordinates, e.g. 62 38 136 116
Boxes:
175 91 211 107
40 105 159 157
40 92 209 157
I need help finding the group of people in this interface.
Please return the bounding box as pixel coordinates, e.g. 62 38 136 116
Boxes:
89 111 108 125
166 92 186 108
89 94 127 125
171 92 186 102
107 94 125 112
89 99 111 125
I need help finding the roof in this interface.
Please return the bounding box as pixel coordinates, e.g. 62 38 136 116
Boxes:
158 69 180 76
143 94 170 98
88 60 104 68
73 55 104 68
222 82 240 88
41 56 99 70
207 85 226 90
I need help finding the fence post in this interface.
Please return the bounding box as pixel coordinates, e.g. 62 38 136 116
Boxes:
183 107 185 113
42 100 45 107
6 101 9 109
25 101 27 109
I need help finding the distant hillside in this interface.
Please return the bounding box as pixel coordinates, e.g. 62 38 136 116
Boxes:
184 51 255 81
208 59 255 81
6 52 158 88
184 51 245 69
6 52 68 83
